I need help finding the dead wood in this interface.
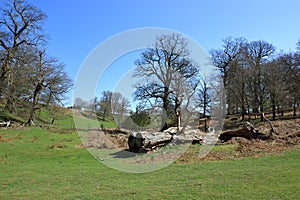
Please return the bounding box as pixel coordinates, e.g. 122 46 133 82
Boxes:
0 121 11 128
219 113 278 143
219 122 270 142
262 113 276 136
128 128 202 153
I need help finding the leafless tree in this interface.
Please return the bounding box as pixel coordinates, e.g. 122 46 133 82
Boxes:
210 37 246 114
111 92 130 116
27 49 72 125
73 97 88 110
0 0 46 112
263 60 289 120
197 76 212 117
244 40 275 121
276 52 300 117
133 33 200 131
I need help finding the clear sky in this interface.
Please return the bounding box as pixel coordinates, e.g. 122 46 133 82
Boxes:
25 0 300 106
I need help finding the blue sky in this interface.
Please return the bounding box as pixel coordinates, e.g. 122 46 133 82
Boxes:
25 0 300 105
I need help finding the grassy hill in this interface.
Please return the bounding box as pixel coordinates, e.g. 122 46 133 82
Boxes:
0 126 299 199
0 105 117 129
0 107 299 199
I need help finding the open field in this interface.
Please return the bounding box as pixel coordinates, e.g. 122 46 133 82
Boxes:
0 125 299 199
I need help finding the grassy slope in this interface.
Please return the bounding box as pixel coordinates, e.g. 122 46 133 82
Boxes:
0 127 299 199
0 106 118 129
0 109 299 199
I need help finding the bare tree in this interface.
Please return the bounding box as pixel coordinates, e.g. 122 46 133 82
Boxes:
210 37 246 114
244 40 275 121
133 33 200 131
73 97 88 110
227 53 249 120
196 76 211 132
26 49 72 125
170 67 200 132
0 0 46 112
197 81 210 118
276 52 300 117
263 60 288 120
111 92 130 116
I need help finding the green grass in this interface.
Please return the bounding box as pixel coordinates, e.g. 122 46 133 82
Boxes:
0 126 299 199
0 110 25 123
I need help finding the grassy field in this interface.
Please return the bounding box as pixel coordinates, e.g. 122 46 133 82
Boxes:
0 109 299 199
0 126 299 199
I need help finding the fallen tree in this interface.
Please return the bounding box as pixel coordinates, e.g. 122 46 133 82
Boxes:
218 125 270 142
0 121 10 128
128 127 202 153
219 113 275 142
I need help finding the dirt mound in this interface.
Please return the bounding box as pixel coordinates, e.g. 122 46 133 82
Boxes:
83 131 128 150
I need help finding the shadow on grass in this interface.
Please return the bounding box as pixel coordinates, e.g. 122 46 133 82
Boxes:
109 149 142 158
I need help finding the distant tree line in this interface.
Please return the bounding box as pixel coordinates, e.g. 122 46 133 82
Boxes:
210 37 300 120
0 0 72 125
74 91 130 121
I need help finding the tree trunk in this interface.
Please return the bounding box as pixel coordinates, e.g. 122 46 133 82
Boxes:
293 99 297 117
219 114 275 142
4 66 16 113
128 129 202 153
271 97 276 120
260 105 264 121
160 86 170 131
176 110 181 132
219 121 272 142
4 94 16 113
247 106 251 120
27 82 43 125
241 104 245 121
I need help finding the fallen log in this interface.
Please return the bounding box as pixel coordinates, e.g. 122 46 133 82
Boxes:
103 128 129 135
219 121 270 142
128 131 172 153
0 121 10 128
128 128 202 153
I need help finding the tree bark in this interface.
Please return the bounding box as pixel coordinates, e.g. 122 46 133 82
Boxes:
219 123 270 142
128 129 202 153
27 81 43 125
293 99 297 117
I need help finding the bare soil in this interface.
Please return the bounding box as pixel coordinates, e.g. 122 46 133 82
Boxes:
179 118 300 162
84 131 128 150
81 118 300 163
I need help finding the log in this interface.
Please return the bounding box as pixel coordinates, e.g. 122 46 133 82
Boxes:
128 127 202 153
0 121 10 128
219 121 270 142
128 131 172 152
